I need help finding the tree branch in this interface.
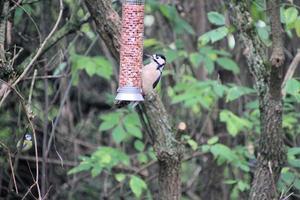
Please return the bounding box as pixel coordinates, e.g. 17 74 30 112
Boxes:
267 0 285 67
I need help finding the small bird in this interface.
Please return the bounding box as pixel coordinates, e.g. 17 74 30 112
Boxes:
142 54 166 95
16 133 33 152
115 54 166 108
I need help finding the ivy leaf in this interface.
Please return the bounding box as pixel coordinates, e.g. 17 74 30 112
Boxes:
129 175 147 198
207 11 225 25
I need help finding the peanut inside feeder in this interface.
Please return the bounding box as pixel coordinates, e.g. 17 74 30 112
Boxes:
115 0 145 101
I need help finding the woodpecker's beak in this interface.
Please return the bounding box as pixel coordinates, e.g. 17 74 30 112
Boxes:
143 54 152 61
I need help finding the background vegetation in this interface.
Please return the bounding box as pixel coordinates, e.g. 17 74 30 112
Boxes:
1 0 300 199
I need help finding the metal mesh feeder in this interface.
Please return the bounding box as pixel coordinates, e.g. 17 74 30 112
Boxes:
115 0 145 102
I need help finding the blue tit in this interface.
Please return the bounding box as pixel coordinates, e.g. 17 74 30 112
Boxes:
17 133 33 152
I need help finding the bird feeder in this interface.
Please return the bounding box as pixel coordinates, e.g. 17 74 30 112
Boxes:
115 0 145 102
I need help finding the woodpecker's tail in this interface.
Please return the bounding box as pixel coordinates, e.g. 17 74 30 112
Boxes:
115 100 130 108
115 101 139 109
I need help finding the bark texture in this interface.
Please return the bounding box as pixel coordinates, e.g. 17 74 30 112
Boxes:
84 0 121 61
226 1 286 199
142 92 183 200
84 0 183 199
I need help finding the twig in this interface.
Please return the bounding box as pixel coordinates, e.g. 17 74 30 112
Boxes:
28 69 37 105
0 141 19 194
0 74 41 199
23 74 70 80
21 182 37 200
13 155 78 166
8 151 19 194
45 77 72 157
10 0 42 44
0 0 64 107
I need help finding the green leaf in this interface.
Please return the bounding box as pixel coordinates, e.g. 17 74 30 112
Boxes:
91 165 102 177
284 79 300 101
207 136 219 145
176 18 195 35
207 11 225 25
295 18 300 37
220 110 252 136
129 175 147 198
284 7 298 25
134 140 145 152
99 121 116 131
210 143 237 163
224 179 237 185
137 153 148 163
68 161 92 175
187 139 198 150
189 53 203 68
288 147 300 156
165 49 178 63
112 125 127 143
144 38 160 47
237 181 250 192
115 173 126 182
257 26 269 41
124 113 141 127
71 54 112 80
216 57 239 74
226 86 254 102
125 124 142 139
203 57 215 74
202 144 210 152
199 26 228 45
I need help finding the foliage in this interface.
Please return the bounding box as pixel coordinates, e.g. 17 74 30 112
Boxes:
68 147 130 177
3 0 300 199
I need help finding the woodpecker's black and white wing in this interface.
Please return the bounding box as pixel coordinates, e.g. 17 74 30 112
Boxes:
152 73 162 89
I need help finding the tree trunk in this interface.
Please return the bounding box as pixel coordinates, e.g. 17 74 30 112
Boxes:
226 1 286 199
158 158 181 200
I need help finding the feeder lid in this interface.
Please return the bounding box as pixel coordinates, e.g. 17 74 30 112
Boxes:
122 0 144 4
115 86 144 101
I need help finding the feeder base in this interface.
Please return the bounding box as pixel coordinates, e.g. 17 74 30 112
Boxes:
115 86 144 101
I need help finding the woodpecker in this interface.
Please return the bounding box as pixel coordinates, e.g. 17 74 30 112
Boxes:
142 54 166 95
115 54 166 108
